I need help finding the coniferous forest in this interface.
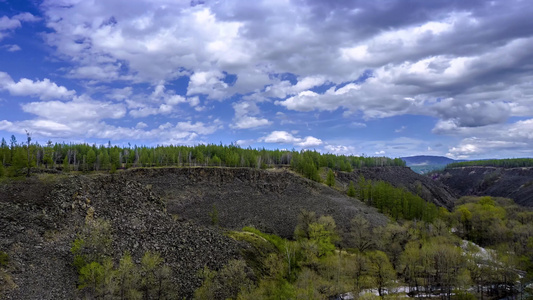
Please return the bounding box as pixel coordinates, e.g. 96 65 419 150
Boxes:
0 135 404 179
446 158 533 169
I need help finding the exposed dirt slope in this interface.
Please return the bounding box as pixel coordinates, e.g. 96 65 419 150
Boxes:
434 167 533 206
335 167 457 209
128 167 389 244
0 174 240 299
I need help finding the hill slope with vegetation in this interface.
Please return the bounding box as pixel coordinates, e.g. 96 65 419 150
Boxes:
434 159 533 206
0 173 240 299
336 167 456 209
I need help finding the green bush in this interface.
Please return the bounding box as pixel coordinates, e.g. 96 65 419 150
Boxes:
0 251 8 267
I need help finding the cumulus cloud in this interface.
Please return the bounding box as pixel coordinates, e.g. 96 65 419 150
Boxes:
259 131 322 147
126 83 201 117
0 72 76 100
2 0 533 155
230 101 271 129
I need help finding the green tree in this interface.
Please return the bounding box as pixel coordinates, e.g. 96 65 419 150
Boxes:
347 181 356 197
294 210 317 240
350 216 374 252
367 250 396 297
140 251 172 299
308 216 338 257
87 149 97 171
100 150 110 171
63 155 70 172
326 169 335 187
196 259 253 300
211 155 222 166
116 252 141 300
78 261 105 296
8 147 27 177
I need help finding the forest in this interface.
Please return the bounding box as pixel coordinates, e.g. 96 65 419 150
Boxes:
446 158 533 169
69 195 533 299
0 135 404 180
195 195 533 299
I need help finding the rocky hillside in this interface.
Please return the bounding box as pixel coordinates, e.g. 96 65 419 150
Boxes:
335 166 457 209
0 173 240 299
434 166 533 207
0 166 457 299
128 167 389 244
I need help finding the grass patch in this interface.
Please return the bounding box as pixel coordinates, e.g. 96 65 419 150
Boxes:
242 226 286 252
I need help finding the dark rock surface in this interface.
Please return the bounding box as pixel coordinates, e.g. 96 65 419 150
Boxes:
434 166 533 206
128 167 390 245
0 174 240 299
335 167 457 209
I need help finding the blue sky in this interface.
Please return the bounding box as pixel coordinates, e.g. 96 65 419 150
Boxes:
1 0 533 159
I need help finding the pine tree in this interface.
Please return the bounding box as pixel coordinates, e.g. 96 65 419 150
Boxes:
347 181 356 197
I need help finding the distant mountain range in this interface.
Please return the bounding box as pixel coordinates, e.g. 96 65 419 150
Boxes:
400 155 465 174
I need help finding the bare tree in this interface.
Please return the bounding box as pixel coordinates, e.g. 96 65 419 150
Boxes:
25 130 31 177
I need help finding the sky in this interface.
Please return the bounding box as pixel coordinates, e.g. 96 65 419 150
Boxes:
0 0 532 160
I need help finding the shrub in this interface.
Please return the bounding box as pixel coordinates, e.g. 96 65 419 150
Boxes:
0 251 8 267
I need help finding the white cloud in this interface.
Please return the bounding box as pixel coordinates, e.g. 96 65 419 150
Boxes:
108 87 133 101
2 0 533 157
259 131 322 147
187 70 229 100
2 44 21 52
175 120 221 135
22 99 126 121
0 72 76 100
230 100 272 129
0 13 40 41
296 136 323 147
136 121 148 129
324 145 356 155
230 116 271 129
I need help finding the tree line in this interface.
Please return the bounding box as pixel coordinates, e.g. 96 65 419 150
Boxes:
347 176 440 223
447 158 533 169
0 135 405 179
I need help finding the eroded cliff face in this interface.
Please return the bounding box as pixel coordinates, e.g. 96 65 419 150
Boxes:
335 167 457 209
434 166 533 206
0 174 240 299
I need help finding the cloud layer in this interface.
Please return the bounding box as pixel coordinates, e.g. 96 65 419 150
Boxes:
0 0 532 158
